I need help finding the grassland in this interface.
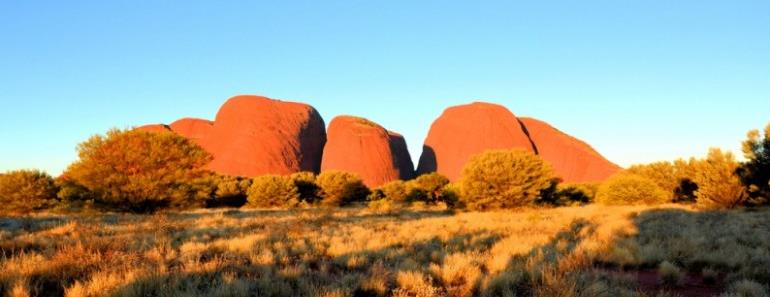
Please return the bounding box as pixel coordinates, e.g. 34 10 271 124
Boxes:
1 205 768 297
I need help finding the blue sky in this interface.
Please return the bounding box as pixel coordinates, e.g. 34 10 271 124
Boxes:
1 1 769 175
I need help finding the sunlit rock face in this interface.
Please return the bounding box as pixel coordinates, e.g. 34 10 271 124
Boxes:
205 95 327 177
321 115 415 187
518 117 621 183
417 102 536 181
417 101 619 182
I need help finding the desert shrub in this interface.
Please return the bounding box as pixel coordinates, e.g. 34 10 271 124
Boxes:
658 261 683 287
693 148 748 209
53 175 97 212
736 123 770 205
290 172 321 203
595 173 669 205
440 183 461 207
316 171 370 206
62 128 213 212
210 175 252 207
721 280 769 297
459 149 555 210
0 169 58 214
246 175 301 208
627 159 698 202
539 181 598 206
369 180 410 202
407 173 450 203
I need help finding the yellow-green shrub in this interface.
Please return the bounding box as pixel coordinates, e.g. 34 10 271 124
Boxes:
407 173 450 203
0 169 58 214
290 172 321 203
595 173 669 205
316 171 370 206
627 159 698 202
459 149 555 210
736 122 770 205
369 180 410 202
693 148 747 209
246 175 301 208
538 182 599 206
211 175 252 207
62 129 213 212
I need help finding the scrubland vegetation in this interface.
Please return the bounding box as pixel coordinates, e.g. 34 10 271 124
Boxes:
1 205 769 296
1 124 770 296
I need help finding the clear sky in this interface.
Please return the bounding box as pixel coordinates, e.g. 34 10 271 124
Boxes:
1 1 769 175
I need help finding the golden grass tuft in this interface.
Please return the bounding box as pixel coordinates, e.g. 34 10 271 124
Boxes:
0 204 767 296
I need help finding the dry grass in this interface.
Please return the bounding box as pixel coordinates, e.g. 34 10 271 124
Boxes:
0 204 768 297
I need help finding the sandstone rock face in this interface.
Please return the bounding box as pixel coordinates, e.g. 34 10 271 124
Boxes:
321 116 415 188
417 102 536 181
388 131 416 180
135 124 171 133
169 118 213 147
206 95 327 177
417 102 619 183
518 118 620 183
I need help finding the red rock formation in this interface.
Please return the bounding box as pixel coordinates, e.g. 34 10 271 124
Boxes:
321 116 415 188
417 102 536 181
169 118 213 148
206 95 326 177
388 131 416 180
518 118 620 183
135 124 171 133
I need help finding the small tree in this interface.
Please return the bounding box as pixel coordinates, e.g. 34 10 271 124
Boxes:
459 149 555 210
627 159 698 202
316 171 370 207
538 180 597 206
210 175 252 207
693 148 747 209
736 123 770 205
370 180 410 202
0 170 58 214
595 173 669 205
407 173 450 203
290 172 321 203
62 129 213 212
246 175 301 208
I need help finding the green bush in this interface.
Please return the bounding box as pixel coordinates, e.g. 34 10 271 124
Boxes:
406 173 450 203
246 175 301 208
736 122 770 205
369 180 410 202
459 149 555 210
290 172 321 204
54 175 95 211
62 128 213 212
538 180 598 206
316 171 370 207
0 169 58 214
627 159 698 202
693 148 747 209
595 173 669 205
210 175 252 207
